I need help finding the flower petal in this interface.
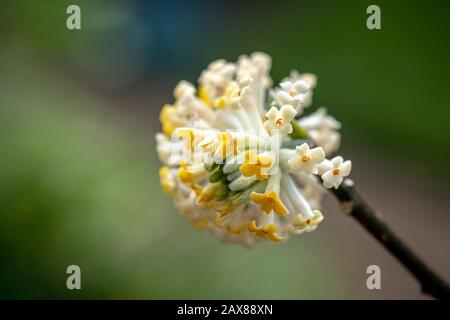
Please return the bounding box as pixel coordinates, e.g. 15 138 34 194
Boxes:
310 147 325 163
340 160 352 176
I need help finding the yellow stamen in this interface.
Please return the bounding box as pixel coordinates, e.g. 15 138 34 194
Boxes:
217 133 239 158
177 129 195 152
159 166 175 195
197 184 220 207
215 97 226 108
239 150 272 181
250 191 288 216
198 86 212 107
177 162 203 196
225 225 244 235
247 220 283 242
332 168 340 176
214 83 238 109
178 161 193 184
159 104 177 136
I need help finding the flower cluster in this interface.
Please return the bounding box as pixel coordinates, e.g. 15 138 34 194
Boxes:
156 52 351 246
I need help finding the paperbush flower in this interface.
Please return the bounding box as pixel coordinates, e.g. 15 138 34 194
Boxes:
156 52 351 246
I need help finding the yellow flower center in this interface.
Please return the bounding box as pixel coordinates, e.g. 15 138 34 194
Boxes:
275 118 284 126
332 168 340 176
301 155 310 163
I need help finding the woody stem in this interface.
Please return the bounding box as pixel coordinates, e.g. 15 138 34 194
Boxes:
329 179 450 299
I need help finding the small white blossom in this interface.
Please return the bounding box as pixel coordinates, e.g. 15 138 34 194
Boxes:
237 52 272 114
198 59 236 104
281 70 316 108
264 105 297 135
283 70 317 89
276 80 311 112
318 156 352 189
237 52 272 87
288 143 325 175
174 80 196 99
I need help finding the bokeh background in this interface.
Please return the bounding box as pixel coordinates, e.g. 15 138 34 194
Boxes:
1 0 449 299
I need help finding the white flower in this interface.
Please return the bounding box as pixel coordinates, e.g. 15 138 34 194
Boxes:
276 80 311 112
155 52 351 246
237 52 272 86
198 59 236 105
283 70 317 89
237 52 272 114
174 80 196 99
281 70 317 108
264 105 297 135
318 156 352 189
288 143 325 175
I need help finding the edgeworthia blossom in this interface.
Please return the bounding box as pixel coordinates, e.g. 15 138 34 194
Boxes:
318 156 352 189
288 143 325 175
156 52 352 246
275 80 311 113
264 104 297 135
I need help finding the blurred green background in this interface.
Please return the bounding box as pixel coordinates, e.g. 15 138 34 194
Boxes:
0 0 449 299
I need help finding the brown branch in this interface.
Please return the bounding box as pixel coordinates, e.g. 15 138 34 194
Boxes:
329 179 450 299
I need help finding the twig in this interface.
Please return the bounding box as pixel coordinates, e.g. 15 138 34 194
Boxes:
329 179 450 299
